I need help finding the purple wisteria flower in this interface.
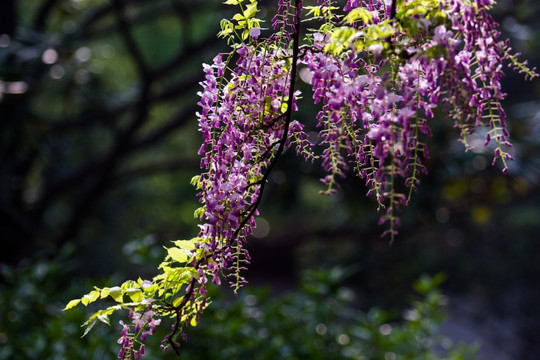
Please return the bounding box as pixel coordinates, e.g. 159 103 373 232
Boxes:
196 41 305 287
195 0 535 262
116 300 161 360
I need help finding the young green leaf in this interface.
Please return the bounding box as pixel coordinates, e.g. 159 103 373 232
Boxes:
63 299 81 311
126 288 143 303
108 286 123 302
167 247 189 263
172 239 197 250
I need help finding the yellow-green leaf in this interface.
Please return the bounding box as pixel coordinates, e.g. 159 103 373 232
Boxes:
63 299 81 311
305 6 322 17
167 247 188 263
172 296 183 307
190 175 202 189
100 288 110 299
244 3 258 18
232 13 245 22
194 207 205 219
80 290 99 306
172 240 196 250
345 8 373 24
108 286 123 302
126 288 143 303
89 290 100 302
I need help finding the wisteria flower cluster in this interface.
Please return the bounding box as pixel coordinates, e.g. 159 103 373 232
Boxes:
195 40 309 290
117 302 161 360
301 0 537 238
66 0 536 357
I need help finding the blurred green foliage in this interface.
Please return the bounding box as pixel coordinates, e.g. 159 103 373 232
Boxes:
0 257 477 360
0 251 118 359
180 269 478 360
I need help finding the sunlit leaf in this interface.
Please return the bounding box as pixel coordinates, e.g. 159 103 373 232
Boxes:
108 286 123 302
126 288 143 303
63 299 81 311
167 247 188 263
172 240 196 250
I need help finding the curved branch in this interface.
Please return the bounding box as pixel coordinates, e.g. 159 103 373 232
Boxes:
33 0 58 30
112 0 149 80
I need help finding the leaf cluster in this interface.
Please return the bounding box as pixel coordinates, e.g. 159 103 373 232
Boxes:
64 238 208 343
219 0 263 42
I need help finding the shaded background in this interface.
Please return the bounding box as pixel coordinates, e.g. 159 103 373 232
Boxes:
1 0 539 358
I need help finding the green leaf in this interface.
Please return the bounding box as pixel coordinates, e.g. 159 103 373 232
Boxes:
81 319 97 338
126 288 143 303
108 286 123 302
232 13 245 22
194 207 205 219
244 2 258 19
223 0 240 4
167 247 189 263
344 8 374 24
100 288 109 299
63 299 81 311
172 239 196 250
413 273 446 295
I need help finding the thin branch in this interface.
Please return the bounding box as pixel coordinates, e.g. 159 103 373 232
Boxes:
36 103 196 217
33 0 58 30
112 0 149 80
150 37 224 80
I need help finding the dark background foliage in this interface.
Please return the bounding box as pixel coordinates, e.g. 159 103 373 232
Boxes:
1 0 539 359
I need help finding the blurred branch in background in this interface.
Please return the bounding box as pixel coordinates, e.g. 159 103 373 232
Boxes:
0 0 225 267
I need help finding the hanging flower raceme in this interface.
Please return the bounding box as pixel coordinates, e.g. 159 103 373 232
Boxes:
299 0 536 239
194 40 306 289
66 0 536 357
